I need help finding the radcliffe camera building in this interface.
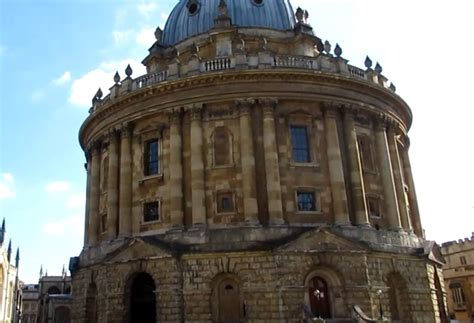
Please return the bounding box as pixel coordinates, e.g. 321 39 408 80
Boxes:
70 0 447 322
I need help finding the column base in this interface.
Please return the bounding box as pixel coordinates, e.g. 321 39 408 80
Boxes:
243 220 261 227
357 223 373 229
269 219 286 226
189 224 207 231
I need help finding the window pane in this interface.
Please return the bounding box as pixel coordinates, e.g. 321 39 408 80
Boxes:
145 140 159 175
291 126 310 163
217 193 234 213
144 202 160 222
297 192 316 212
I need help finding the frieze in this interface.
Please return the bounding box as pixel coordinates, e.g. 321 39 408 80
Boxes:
203 106 238 121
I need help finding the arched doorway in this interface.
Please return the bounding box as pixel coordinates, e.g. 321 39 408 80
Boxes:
212 274 242 323
309 276 331 318
129 273 156 323
54 306 71 323
85 283 97 323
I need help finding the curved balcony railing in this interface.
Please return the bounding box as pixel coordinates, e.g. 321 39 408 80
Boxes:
89 53 394 114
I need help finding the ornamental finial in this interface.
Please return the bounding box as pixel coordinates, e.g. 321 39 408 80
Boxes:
324 40 332 55
125 64 133 77
374 62 383 74
334 44 342 57
365 56 373 69
114 71 120 83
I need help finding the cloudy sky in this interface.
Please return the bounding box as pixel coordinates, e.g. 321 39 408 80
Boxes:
1 0 473 284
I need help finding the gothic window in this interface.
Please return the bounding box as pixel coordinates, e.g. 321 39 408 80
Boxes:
358 135 375 172
213 127 232 166
143 201 160 223
367 196 382 218
291 126 311 163
144 139 160 176
216 192 235 214
297 191 317 212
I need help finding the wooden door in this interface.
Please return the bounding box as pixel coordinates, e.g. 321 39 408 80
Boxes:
218 278 241 323
309 276 331 318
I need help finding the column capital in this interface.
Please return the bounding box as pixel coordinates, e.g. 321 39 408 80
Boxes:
323 103 341 118
107 128 120 141
259 98 278 115
373 114 390 131
188 104 203 121
235 99 255 115
167 108 183 124
120 123 134 138
87 141 102 156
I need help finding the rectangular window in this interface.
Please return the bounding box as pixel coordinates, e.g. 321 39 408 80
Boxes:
143 201 160 222
460 256 467 265
145 139 160 176
297 191 316 212
367 196 382 218
358 136 375 172
451 286 466 306
291 126 311 163
216 192 235 214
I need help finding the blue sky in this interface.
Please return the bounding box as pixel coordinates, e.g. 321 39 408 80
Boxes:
1 0 473 284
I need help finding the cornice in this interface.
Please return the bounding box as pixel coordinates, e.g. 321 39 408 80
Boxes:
79 70 412 149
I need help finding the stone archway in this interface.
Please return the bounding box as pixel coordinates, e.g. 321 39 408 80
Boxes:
127 272 156 323
211 273 243 323
304 267 346 319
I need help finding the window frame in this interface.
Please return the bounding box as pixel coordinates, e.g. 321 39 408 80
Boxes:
367 195 382 219
211 127 234 168
142 200 161 224
295 188 322 214
357 135 377 173
215 191 236 215
144 138 161 177
290 125 312 164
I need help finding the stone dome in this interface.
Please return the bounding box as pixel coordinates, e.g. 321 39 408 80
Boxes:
162 0 296 45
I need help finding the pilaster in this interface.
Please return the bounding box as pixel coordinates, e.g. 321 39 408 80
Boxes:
324 104 350 226
260 99 284 225
189 105 207 227
169 108 184 229
373 117 402 231
88 141 101 246
107 129 119 239
236 99 259 225
118 124 133 237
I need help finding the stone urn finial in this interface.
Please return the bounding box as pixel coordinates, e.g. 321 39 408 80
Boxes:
114 71 121 84
125 64 133 77
295 7 304 23
365 56 373 69
324 40 332 55
154 27 163 42
334 43 342 57
374 62 383 74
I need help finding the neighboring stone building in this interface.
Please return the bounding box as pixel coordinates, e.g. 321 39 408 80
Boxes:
22 283 39 323
35 268 72 323
441 234 474 323
70 0 447 322
0 220 20 323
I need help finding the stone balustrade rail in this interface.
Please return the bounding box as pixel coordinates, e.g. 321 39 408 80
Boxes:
90 53 394 114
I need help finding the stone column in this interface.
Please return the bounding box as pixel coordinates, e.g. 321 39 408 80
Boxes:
237 99 259 225
119 124 133 237
88 142 101 246
387 127 412 232
190 106 206 227
401 138 423 237
107 130 119 239
324 105 350 226
343 109 370 227
169 108 184 228
261 99 284 225
374 118 402 231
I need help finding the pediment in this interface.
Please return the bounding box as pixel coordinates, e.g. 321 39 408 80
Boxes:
277 229 369 252
105 238 172 263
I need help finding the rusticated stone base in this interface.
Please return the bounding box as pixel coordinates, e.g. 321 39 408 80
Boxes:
70 228 446 323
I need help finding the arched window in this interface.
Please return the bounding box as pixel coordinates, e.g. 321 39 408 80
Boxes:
212 274 242 323
128 273 156 323
47 286 61 295
85 283 98 323
212 127 232 166
54 306 71 323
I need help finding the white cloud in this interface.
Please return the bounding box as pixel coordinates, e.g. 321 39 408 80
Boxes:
43 213 83 237
138 2 157 17
66 193 86 209
53 71 71 85
136 27 156 47
113 30 133 44
69 59 146 108
45 181 71 193
0 173 15 199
